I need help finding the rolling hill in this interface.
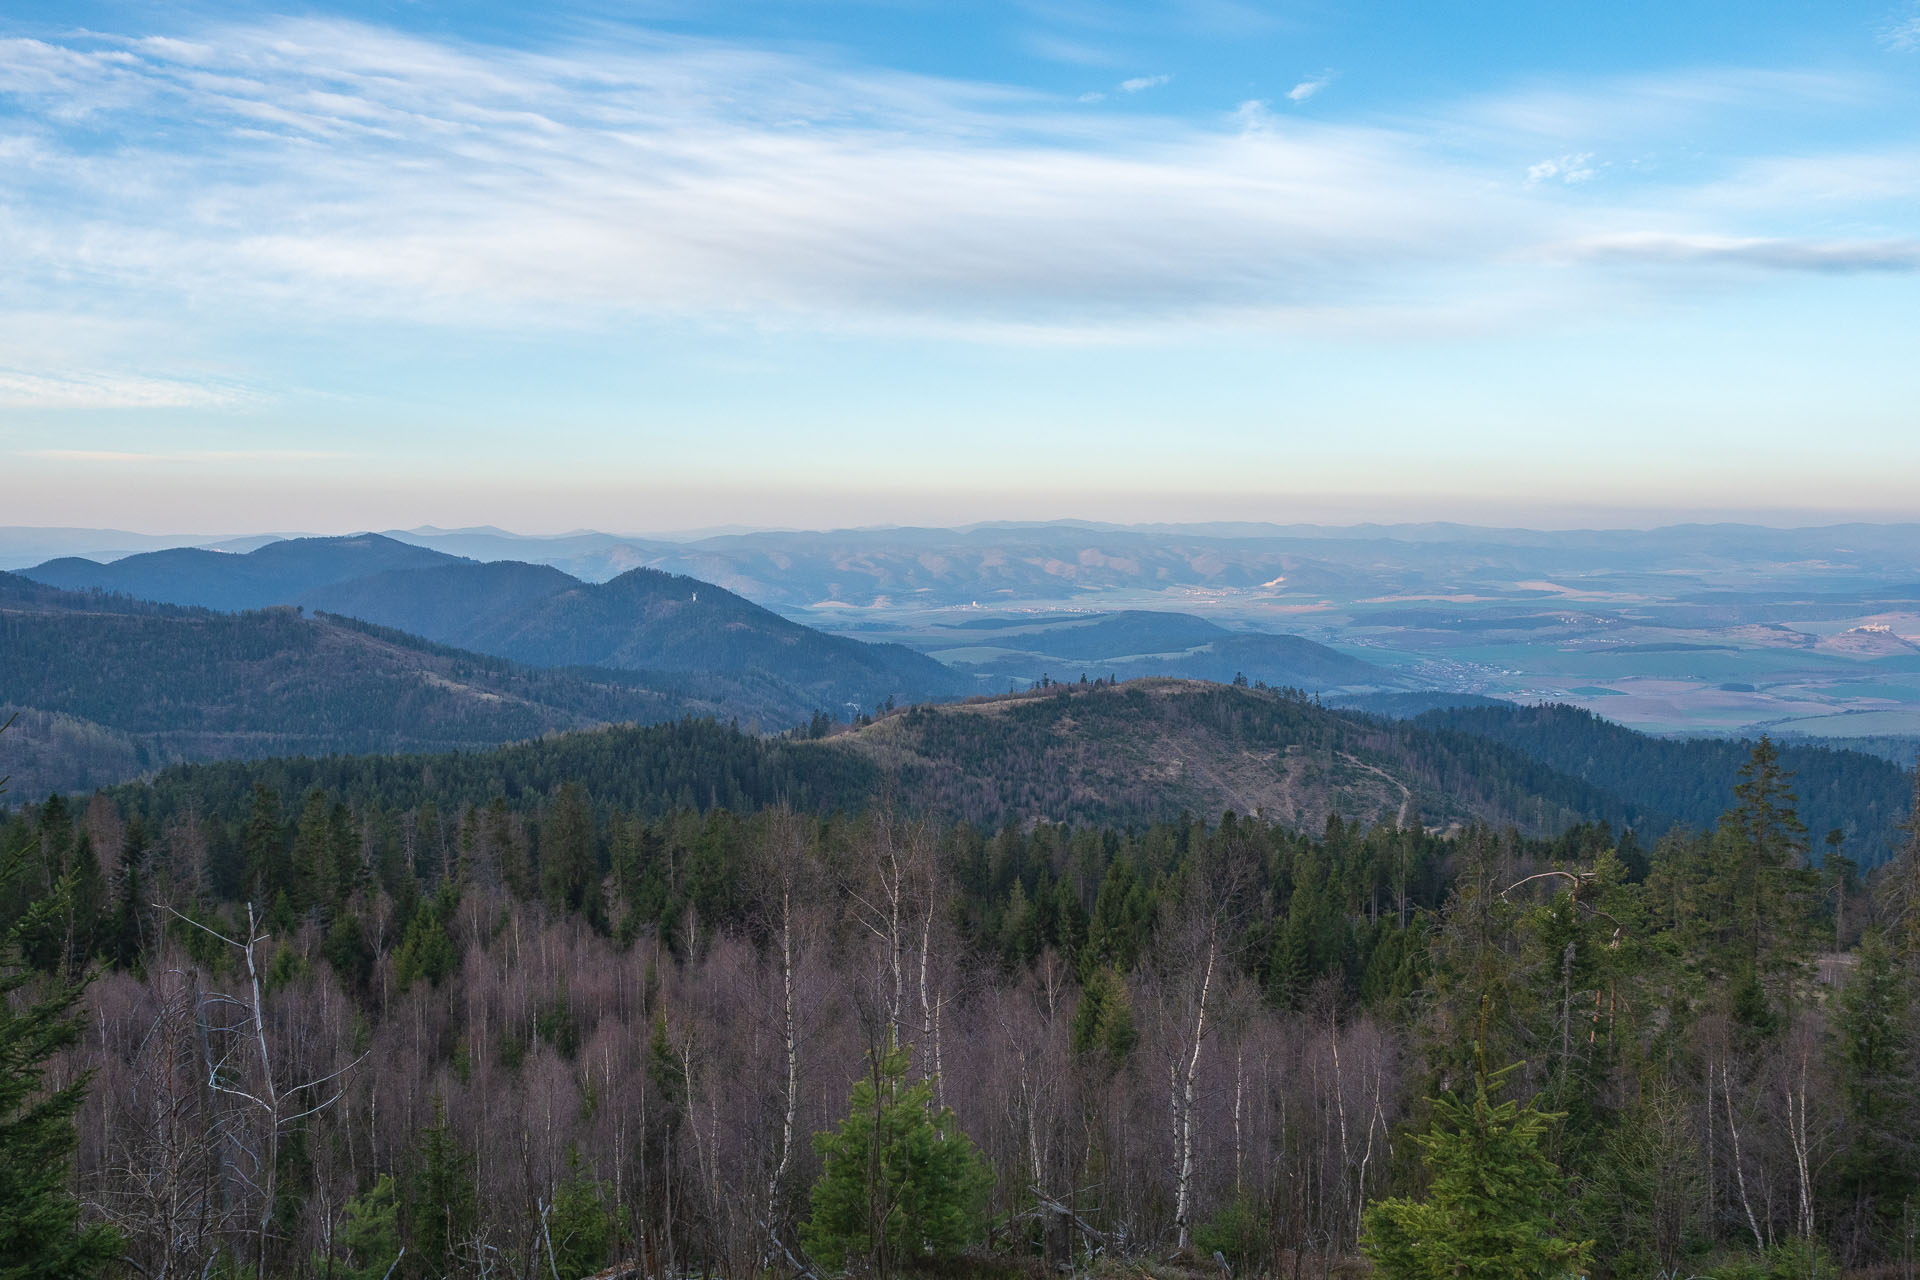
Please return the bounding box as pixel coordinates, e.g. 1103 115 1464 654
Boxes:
298 560 968 713
0 571 790 796
88 678 1635 840
25 532 454 610
78 677 1909 858
827 678 1651 836
22 533 972 719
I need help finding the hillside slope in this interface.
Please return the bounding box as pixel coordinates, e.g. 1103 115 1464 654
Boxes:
0 572 776 796
300 561 970 712
826 678 1652 836
88 679 1623 839
23 534 970 716
90 679 1890 852
1415 701 1912 865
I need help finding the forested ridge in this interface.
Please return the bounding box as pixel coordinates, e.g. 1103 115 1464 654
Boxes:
6 708 1920 1280
18 535 973 726
863 679 1653 836
82 678 1651 842
297 559 970 712
0 572 813 796
1417 702 1913 865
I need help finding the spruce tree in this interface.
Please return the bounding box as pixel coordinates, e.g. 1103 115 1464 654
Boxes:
241 782 288 902
1832 931 1918 1225
405 1097 476 1279
1362 1052 1592 1280
103 817 148 972
1886 767 1920 968
1707 736 1815 1025
0 746 121 1278
1070 964 1136 1060
330 1174 402 1280
290 788 334 915
63 831 108 975
803 1040 992 1274
540 782 598 918
546 1148 621 1278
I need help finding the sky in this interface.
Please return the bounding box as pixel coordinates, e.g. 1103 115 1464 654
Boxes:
2 0 1918 534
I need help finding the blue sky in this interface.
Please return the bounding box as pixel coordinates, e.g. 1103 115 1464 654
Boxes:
2 0 1917 533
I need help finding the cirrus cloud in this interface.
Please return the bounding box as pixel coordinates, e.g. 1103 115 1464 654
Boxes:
0 368 257 409
0 16 1913 355
1560 232 1920 272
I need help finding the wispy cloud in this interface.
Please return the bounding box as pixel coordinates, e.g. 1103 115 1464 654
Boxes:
0 17 1911 350
1561 232 1920 272
1526 152 1596 185
1882 5 1920 50
0 369 255 409
1286 70 1334 102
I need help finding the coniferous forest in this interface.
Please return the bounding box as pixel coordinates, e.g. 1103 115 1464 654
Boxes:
6 719 1920 1280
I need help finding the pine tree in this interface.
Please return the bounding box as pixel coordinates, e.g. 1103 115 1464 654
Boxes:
546 1148 621 1279
1086 855 1147 972
489 797 534 901
0 747 121 1278
1070 964 1136 1061
64 831 108 974
328 801 364 905
1362 1053 1592 1280
329 1174 402 1280
1707 737 1815 1026
1267 911 1312 1009
242 782 288 903
541 782 599 918
803 1040 992 1274
1885 767 1920 968
103 817 148 972
405 1097 476 1279
393 886 458 991
289 788 334 915
1832 931 1918 1222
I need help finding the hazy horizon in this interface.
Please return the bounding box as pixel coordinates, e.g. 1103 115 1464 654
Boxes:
11 508 1920 551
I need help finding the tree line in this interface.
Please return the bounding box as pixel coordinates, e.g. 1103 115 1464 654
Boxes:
4 732 1920 1279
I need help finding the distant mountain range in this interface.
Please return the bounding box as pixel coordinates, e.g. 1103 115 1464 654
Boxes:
18 530 1412 714
26 533 453 610
7 526 1912 850
0 570 767 797
15 520 1920 606
370 520 1920 609
20 533 970 722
